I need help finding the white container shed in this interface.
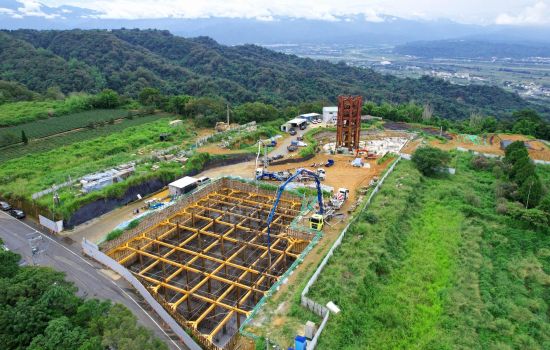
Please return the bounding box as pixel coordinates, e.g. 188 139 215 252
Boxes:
168 176 198 196
322 106 338 124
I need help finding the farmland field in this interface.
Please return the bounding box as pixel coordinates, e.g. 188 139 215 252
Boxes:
0 117 196 218
0 94 100 127
0 113 166 163
0 109 129 144
308 155 550 349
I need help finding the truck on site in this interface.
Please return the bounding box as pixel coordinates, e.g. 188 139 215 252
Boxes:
316 168 326 181
330 188 350 210
266 168 325 236
255 168 292 181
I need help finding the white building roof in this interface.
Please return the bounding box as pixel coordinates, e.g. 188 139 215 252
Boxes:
323 106 338 112
286 118 308 124
169 176 198 189
299 113 321 117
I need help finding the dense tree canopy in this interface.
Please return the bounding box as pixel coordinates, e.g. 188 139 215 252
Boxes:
0 29 543 120
0 243 168 350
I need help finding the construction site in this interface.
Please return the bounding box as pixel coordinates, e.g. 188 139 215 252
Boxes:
101 178 314 349
87 96 417 350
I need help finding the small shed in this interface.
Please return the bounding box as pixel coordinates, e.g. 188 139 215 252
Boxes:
298 113 321 122
281 118 307 132
168 176 198 196
500 140 532 150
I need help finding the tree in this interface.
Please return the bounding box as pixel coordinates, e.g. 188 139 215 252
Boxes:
422 103 433 122
233 102 279 124
411 146 451 176
166 95 191 115
100 304 168 350
21 130 28 145
511 109 549 139
138 87 162 107
92 89 120 109
511 156 536 185
184 96 226 127
504 141 529 164
0 246 20 278
519 175 544 208
27 317 88 350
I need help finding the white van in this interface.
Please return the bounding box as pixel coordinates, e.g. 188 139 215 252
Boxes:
197 176 211 185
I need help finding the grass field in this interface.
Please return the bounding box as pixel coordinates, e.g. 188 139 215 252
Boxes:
0 100 66 126
0 113 167 163
308 155 550 349
0 109 129 144
0 117 195 218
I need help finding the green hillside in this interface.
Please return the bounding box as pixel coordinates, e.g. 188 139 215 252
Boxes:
0 29 540 120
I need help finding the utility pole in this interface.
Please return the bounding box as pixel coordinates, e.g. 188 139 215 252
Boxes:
226 104 230 126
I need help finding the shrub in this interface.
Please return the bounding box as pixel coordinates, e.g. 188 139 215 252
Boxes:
411 146 450 176
471 155 491 170
127 219 140 229
496 198 509 214
105 229 123 241
465 192 481 207
365 212 378 224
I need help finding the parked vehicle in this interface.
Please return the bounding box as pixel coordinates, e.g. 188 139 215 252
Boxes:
271 154 284 160
289 128 297 136
197 176 211 185
297 136 304 141
287 145 298 152
299 124 307 130
325 159 335 167
0 201 11 211
9 209 25 219
316 168 326 180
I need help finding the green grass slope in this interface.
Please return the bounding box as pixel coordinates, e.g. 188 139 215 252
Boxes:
309 155 549 349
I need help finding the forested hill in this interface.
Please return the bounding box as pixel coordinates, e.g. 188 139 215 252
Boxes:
0 29 536 119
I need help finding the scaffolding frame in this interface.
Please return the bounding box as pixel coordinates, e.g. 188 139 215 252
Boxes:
336 95 363 150
108 187 308 349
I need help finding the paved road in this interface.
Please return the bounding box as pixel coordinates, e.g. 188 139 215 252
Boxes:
0 210 187 350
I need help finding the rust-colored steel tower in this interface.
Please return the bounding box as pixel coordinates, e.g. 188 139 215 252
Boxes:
336 95 363 150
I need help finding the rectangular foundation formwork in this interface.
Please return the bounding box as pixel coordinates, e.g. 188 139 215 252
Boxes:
105 179 310 349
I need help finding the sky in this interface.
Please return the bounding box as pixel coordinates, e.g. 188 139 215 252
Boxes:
1 0 550 26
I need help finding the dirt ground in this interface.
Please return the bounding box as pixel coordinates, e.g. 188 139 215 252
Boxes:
225 154 392 348
426 133 550 161
399 132 550 162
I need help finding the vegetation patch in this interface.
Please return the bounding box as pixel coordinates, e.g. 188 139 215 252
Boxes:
0 118 192 219
0 239 168 350
308 154 549 349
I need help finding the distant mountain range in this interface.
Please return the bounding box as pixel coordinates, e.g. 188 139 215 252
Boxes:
0 29 540 120
2 0 550 45
394 40 550 59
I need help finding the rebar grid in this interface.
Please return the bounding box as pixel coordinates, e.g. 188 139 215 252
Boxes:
107 187 308 348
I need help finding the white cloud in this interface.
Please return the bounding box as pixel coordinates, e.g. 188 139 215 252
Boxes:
3 0 550 26
17 0 60 19
495 1 550 25
0 7 16 15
